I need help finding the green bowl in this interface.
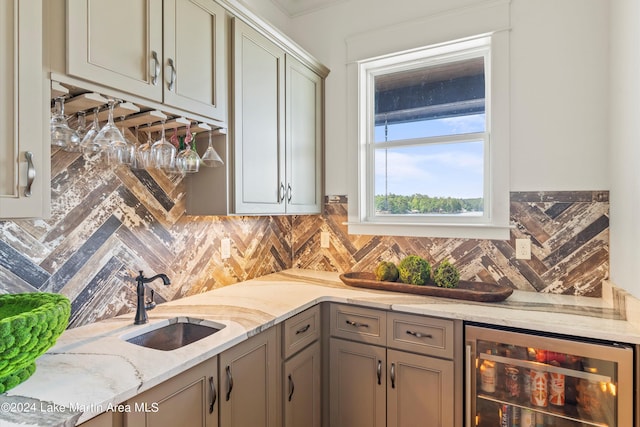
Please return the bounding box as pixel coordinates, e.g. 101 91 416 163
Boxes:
0 293 70 393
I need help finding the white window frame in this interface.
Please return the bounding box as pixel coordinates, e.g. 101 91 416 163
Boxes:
347 32 511 240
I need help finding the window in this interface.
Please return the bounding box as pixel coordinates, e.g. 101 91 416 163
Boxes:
349 35 511 239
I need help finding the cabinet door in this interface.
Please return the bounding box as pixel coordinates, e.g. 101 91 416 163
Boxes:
283 341 321 427
285 55 323 214
163 0 227 121
386 349 454 427
0 0 49 218
232 18 286 214
219 327 278 427
125 356 218 427
67 0 163 101
329 338 386 427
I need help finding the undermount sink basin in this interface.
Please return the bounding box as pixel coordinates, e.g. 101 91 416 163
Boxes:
124 318 225 351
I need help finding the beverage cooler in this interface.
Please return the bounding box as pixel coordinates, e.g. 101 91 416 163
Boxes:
465 324 635 427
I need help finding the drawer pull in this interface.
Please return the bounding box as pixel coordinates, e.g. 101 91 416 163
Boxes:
345 319 369 328
295 324 311 334
406 330 432 339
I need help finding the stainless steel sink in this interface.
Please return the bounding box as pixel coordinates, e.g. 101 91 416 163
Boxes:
124 318 225 351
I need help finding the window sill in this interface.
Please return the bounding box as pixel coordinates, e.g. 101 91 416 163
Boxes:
345 221 512 240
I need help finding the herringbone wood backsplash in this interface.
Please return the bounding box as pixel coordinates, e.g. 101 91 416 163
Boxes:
0 148 609 328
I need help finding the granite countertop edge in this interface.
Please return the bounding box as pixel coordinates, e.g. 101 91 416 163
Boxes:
2 268 639 426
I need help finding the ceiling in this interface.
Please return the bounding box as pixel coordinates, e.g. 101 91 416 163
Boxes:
269 0 347 17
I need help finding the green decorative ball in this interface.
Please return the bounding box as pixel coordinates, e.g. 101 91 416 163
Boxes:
397 255 431 285
375 261 399 282
433 259 460 288
0 293 70 393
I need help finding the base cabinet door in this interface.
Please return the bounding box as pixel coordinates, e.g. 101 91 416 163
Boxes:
124 356 218 427
283 341 321 427
329 338 386 427
386 349 454 427
219 327 278 427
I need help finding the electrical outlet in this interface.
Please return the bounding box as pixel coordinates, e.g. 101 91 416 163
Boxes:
221 238 231 259
515 238 531 260
320 232 330 248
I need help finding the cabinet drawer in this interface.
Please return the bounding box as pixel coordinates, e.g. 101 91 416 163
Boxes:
283 305 320 359
387 313 454 359
330 304 386 346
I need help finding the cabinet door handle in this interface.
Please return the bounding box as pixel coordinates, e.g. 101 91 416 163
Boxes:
465 344 473 427
209 376 217 414
167 58 177 91
288 374 295 401
287 183 292 203
24 151 35 197
225 365 233 401
295 324 311 334
377 360 382 385
151 51 160 85
278 182 285 203
345 319 369 328
390 362 396 389
406 330 432 339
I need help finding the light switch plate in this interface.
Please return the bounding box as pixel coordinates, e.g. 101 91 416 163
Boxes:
320 232 330 248
515 238 531 260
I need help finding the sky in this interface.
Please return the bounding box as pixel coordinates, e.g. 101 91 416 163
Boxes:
373 114 485 199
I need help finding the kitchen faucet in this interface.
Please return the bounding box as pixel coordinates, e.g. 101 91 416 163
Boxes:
134 271 171 325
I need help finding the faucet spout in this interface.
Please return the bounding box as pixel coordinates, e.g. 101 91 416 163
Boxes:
134 271 171 325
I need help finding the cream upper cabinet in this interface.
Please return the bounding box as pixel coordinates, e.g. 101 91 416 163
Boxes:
66 0 227 122
163 0 227 120
232 18 286 214
66 0 164 102
0 0 50 219
285 55 323 214
232 18 324 215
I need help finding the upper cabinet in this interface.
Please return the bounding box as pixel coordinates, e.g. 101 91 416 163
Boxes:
231 19 324 215
0 0 50 218
66 0 227 122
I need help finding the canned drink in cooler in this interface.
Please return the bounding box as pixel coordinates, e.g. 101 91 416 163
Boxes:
521 408 535 427
549 371 565 406
530 369 548 407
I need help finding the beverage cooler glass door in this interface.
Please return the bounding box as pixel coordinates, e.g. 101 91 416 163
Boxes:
465 324 634 427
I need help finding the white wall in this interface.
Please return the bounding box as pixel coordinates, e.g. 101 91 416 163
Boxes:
609 0 640 298
285 0 610 194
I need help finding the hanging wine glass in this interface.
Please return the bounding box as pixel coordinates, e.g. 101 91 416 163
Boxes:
136 130 154 169
75 111 90 140
130 126 145 170
176 125 201 174
50 97 80 148
110 115 136 166
150 120 176 171
80 108 103 161
93 99 125 157
201 129 223 168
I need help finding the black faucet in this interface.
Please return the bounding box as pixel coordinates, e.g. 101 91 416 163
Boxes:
134 271 171 325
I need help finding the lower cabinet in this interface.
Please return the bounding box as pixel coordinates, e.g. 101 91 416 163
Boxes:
281 305 322 427
219 327 278 427
124 356 218 427
328 304 462 427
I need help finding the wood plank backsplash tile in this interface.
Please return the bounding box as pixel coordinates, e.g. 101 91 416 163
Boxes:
0 148 609 328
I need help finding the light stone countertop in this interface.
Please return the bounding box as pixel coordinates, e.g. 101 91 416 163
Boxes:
1 268 639 426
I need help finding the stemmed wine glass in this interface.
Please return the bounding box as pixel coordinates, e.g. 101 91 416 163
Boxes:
50 97 80 149
175 123 201 173
92 99 126 166
201 130 224 167
150 120 176 171
80 108 103 161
